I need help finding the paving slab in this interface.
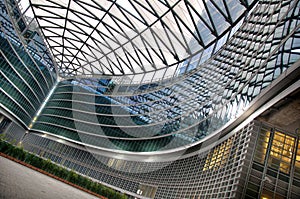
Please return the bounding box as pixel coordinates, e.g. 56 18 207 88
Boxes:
0 156 98 199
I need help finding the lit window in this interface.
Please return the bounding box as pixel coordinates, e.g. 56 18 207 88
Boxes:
107 159 115 167
268 131 295 173
203 138 233 171
254 128 270 164
294 140 300 179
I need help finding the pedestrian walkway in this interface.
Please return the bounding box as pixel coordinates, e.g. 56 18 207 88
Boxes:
0 156 98 199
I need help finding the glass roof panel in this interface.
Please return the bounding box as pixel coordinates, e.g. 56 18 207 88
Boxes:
25 0 254 81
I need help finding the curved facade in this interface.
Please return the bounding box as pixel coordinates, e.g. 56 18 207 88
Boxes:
31 0 300 153
0 0 56 128
0 0 300 198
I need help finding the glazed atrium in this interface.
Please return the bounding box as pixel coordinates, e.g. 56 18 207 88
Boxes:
0 0 300 198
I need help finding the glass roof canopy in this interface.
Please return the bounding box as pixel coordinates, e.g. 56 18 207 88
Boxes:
25 0 252 81
8 0 296 155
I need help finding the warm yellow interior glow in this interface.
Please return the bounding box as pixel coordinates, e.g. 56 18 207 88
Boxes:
295 141 300 168
269 131 295 173
203 138 233 171
254 129 270 164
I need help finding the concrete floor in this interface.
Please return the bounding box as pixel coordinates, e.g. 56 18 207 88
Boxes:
0 156 98 199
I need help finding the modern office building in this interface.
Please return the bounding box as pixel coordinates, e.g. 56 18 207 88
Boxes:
0 0 300 198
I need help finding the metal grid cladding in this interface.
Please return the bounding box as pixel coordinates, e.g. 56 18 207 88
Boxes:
1 0 300 197
28 0 256 79
1 0 300 152
17 120 300 198
30 0 300 152
0 0 56 127
19 120 258 198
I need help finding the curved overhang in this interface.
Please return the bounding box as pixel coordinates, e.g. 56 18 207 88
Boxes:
30 60 300 162
3 0 299 159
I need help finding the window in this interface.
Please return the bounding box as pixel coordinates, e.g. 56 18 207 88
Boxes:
294 140 300 179
254 128 271 164
268 131 295 174
137 184 157 199
203 138 233 171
